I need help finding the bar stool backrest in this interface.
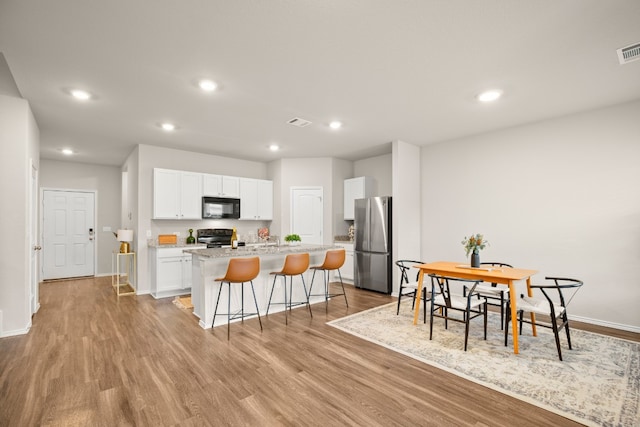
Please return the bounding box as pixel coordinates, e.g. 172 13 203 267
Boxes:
280 253 310 275
316 249 345 270
218 257 260 282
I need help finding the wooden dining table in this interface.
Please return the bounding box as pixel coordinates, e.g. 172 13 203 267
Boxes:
413 261 538 354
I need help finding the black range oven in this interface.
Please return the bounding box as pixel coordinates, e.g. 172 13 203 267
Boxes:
196 228 233 248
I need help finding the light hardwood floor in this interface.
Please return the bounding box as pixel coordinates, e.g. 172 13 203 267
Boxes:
1 277 637 426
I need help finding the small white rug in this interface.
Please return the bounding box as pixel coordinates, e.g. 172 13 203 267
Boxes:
328 302 640 427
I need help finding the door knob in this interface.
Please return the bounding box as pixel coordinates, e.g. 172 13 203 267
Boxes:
33 245 42 250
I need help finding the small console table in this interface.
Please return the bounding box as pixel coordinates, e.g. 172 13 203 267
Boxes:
112 251 136 297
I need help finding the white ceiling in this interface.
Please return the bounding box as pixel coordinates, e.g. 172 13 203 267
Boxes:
1 1 639 166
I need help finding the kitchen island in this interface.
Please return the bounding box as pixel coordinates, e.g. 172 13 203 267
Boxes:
184 244 339 329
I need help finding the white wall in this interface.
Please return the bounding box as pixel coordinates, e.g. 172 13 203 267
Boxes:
421 100 640 330
354 153 392 197
276 158 335 244
39 159 121 276
266 159 283 235
0 94 39 337
392 141 422 295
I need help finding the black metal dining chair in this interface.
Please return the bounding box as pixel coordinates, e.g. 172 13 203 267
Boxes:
505 276 583 361
395 260 430 322
429 274 487 351
464 262 513 330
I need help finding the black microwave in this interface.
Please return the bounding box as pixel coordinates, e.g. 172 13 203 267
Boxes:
202 196 241 219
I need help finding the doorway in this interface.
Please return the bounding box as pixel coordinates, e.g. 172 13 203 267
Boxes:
291 187 323 244
42 190 96 280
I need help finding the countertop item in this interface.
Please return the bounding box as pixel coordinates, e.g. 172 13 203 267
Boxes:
158 234 178 245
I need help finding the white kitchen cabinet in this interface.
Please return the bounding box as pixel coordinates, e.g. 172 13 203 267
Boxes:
239 178 273 220
333 242 354 282
153 168 203 219
150 246 205 298
203 174 240 198
344 176 375 220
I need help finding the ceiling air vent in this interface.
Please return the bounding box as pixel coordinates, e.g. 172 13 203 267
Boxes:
617 42 640 65
287 117 312 128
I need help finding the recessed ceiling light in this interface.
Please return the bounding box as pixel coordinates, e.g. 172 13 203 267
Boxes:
70 89 91 100
329 121 342 129
269 144 279 151
477 90 503 103
61 148 74 155
161 122 176 131
198 79 218 92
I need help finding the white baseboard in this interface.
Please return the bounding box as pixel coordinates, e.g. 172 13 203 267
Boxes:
570 314 640 334
0 319 31 338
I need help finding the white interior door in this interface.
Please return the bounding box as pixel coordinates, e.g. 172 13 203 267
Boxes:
42 190 96 280
291 187 323 244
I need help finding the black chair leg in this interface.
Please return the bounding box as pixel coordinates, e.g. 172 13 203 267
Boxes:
423 291 428 324
240 283 245 324
323 271 329 312
499 293 504 330
549 316 563 361
227 283 232 340
518 311 524 335
284 276 289 325
337 269 349 307
483 302 487 340
464 309 470 351
299 275 312 318
266 275 277 315
212 282 223 328
396 287 403 315
563 314 572 350
504 306 510 347
249 281 263 331
429 300 435 340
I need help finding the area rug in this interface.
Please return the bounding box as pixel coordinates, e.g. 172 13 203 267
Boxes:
327 302 640 427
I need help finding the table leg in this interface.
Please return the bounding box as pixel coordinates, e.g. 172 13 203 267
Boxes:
527 277 537 336
508 282 519 354
413 269 425 325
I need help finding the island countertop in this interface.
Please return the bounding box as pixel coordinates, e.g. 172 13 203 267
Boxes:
183 244 337 259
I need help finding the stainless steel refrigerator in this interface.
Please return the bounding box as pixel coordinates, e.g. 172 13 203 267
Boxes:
354 196 392 294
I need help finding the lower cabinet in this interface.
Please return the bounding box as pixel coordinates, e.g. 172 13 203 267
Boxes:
333 242 354 283
150 246 205 298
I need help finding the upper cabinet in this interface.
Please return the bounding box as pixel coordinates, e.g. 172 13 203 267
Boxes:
153 168 203 220
239 178 273 220
344 176 375 220
203 174 240 198
153 168 272 221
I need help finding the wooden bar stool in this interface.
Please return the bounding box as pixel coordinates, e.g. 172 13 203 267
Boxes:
212 257 262 340
308 249 349 313
266 252 312 324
